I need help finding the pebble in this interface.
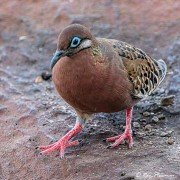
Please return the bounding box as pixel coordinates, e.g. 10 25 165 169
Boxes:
38 47 43 52
161 95 175 106
144 124 152 131
122 125 126 130
160 130 173 137
41 71 52 81
133 122 140 128
139 118 146 122
148 131 155 136
19 36 27 41
167 138 174 145
120 171 126 176
151 88 165 95
48 120 54 123
143 111 150 117
35 76 43 83
158 88 165 94
151 116 159 123
147 141 153 145
157 114 166 120
120 125 124 129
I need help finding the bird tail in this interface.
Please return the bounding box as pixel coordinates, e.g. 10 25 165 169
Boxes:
157 59 167 84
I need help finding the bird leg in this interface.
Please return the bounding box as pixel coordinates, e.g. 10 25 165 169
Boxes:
106 107 133 148
38 113 87 158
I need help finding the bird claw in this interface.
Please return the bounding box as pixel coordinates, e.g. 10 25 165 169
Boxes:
106 135 122 142
38 122 83 157
106 132 133 148
38 139 79 157
128 142 133 149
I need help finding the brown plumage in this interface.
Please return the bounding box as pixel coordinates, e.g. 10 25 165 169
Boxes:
38 24 167 158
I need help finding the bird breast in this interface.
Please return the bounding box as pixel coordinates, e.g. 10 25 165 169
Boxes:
52 48 134 114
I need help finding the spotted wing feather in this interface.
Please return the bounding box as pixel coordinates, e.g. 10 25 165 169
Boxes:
105 39 167 98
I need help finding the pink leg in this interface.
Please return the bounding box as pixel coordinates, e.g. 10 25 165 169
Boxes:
38 122 82 158
106 107 133 148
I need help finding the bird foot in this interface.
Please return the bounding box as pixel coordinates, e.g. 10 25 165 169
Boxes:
38 138 79 158
106 131 133 148
38 122 82 158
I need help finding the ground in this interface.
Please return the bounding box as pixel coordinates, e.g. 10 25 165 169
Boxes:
0 0 180 179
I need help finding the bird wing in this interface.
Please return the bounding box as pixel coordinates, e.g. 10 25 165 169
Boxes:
98 38 167 98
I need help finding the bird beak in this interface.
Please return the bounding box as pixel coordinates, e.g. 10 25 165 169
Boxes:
50 50 65 70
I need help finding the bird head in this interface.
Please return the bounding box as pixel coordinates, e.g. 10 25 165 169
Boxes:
50 24 97 70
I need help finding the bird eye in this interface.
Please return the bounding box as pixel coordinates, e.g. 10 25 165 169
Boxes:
70 36 81 48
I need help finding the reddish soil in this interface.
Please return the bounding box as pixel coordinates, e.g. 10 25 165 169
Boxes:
0 0 179 179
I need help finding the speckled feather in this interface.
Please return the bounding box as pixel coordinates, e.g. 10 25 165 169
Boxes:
97 38 167 98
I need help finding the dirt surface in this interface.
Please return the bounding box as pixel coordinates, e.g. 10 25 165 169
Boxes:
0 0 180 179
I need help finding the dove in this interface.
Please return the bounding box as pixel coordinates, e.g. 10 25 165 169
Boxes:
38 24 167 158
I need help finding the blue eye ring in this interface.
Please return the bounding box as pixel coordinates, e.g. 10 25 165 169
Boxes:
70 36 81 48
